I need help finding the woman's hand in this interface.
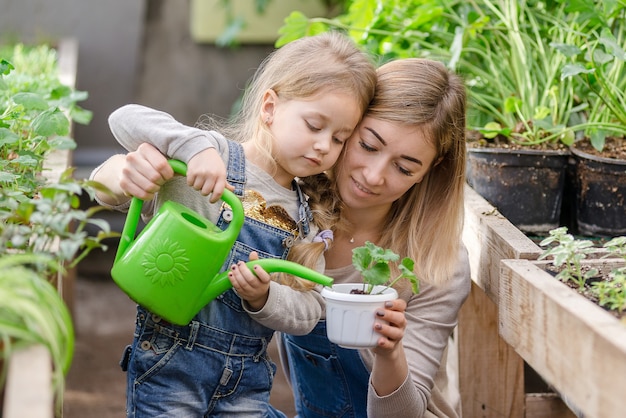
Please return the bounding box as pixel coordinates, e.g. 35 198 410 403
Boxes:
373 298 408 352
228 251 272 311
371 297 410 396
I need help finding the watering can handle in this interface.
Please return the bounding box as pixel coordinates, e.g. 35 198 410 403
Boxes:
200 259 334 307
114 159 242 263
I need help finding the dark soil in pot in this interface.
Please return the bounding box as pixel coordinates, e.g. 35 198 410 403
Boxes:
466 142 570 235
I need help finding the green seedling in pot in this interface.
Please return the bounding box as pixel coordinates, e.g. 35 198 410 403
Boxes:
352 241 419 295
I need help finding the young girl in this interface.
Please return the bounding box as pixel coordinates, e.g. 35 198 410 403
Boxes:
231 58 471 417
91 32 376 417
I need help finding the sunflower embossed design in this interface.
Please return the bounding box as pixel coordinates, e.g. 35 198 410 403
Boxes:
141 237 190 287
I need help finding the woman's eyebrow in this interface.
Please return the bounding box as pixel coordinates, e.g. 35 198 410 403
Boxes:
365 127 423 166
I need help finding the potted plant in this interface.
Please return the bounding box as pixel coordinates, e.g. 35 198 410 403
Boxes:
322 241 419 348
553 4 626 237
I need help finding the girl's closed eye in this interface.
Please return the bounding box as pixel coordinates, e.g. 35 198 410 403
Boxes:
306 121 321 131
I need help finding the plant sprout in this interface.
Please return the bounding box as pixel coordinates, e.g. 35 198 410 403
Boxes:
539 226 599 289
352 241 419 295
541 227 626 317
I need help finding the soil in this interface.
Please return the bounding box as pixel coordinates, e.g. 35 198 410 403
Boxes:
545 263 626 321
467 130 626 160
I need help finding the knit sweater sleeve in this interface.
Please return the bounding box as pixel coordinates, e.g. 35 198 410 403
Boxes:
243 281 324 335
366 244 471 418
108 104 220 163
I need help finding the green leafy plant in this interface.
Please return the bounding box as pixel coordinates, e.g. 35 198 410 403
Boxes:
0 43 115 414
278 0 584 146
591 272 626 314
0 43 114 278
539 226 600 289
540 227 626 317
352 241 419 295
553 2 626 152
0 253 74 413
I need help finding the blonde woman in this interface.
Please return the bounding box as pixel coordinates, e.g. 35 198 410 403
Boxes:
232 58 471 417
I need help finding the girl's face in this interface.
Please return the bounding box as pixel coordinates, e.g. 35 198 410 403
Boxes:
263 89 362 187
336 116 438 212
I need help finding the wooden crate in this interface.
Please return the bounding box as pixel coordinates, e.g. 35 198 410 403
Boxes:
500 259 626 418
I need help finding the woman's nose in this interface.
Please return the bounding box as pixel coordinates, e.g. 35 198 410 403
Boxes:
362 162 385 186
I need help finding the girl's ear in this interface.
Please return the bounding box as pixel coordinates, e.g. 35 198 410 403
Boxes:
261 88 278 124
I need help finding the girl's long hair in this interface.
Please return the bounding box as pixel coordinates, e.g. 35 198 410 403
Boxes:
212 31 377 177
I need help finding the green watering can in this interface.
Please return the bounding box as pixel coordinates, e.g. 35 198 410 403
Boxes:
111 159 333 325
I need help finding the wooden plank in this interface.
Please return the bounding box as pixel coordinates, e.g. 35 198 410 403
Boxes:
458 282 525 418
499 259 626 418
462 185 542 303
458 186 541 418
2 345 53 418
525 393 576 418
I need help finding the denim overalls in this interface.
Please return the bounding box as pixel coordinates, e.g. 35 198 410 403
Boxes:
120 141 310 418
282 322 371 418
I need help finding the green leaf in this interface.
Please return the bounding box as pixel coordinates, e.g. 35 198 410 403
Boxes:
560 63 594 80
504 97 522 114
12 92 49 110
0 127 19 145
550 42 582 58
599 28 626 61
276 12 312 47
0 59 14 75
69 106 93 125
31 108 69 137
361 262 390 286
0 171 19 182
47 135 77 150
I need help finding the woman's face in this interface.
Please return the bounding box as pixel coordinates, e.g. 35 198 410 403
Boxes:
336 115 438 212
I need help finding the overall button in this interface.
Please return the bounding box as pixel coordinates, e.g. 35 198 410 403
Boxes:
222 209 233 222
151 314 162 323
282 236 295 248
140 340 151 350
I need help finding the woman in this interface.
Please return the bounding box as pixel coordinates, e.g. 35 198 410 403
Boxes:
233 57 471 417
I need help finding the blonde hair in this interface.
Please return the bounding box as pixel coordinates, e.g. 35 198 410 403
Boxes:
290 58 467 288
218 31 377 176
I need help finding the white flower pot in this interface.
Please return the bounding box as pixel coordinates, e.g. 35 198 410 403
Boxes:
321 283 398 349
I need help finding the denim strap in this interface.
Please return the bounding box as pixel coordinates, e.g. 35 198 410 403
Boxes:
225 140 246 196
293 180 312 238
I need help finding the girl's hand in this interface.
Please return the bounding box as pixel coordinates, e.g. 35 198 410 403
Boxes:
121 143 173 201
373 298 407 353
187 148 232 203
228 251 272 311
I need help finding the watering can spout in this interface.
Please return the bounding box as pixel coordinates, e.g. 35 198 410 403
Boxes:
198 259 334 313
